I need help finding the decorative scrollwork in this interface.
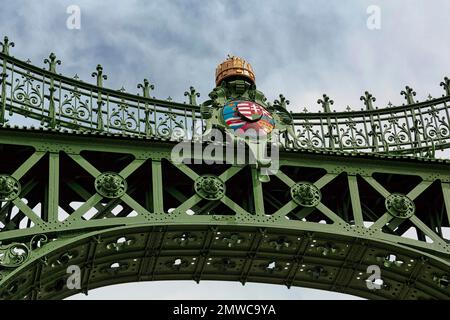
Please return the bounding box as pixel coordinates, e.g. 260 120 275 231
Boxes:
61 88 91 125
173 232 197 246
0 175 20 201
338 120 369 149
376 254 404 268
95 172 127 199
108 100 139 132
290 182 321 207
316 243 338 256
0 46 449 159
268 236 291 251
106 236 134 251
0 243 29 268
194 175 225 200
294 122 326 149
156 112 186 138
385 193 415 219
11 75 43 115
221 233 244 248
423 107 450 141
0 235 48 268
381 115 411 150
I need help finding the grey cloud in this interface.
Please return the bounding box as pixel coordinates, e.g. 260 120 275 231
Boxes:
0 0 448 299
2 0 448 109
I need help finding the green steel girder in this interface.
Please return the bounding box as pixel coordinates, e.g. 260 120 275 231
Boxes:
1 36 449 301
0 127 449 300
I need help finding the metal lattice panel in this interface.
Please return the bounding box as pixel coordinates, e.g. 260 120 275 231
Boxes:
0 128 448 300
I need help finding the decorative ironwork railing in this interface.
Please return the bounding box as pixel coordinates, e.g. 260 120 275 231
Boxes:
1 36 449 157
288 92 450 157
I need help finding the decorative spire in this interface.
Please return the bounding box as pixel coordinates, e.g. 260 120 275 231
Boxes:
440 77 450 96
360 91 376 110
400 86 417 105
317 94 334 113
274 94 290 110
44 53 61 73
137 78 155 98
91 64 107 88
0 36 14 56
184 86 200 105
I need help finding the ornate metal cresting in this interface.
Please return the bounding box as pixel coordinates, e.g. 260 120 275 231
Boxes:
0 37 449 300
0 37 449 156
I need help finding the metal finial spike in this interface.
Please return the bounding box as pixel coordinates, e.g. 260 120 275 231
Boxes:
44 52 61 73
401 86 417 105
91 64 107 87
360 91 376 110
274 94 290 110
184 86 200 105
137 78 155 98
1 36 15 55
440 76 450 96
317 94 334 113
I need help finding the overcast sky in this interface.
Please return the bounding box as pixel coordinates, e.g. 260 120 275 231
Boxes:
1 0 449 299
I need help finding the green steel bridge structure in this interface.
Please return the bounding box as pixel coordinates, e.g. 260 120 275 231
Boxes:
0 36 449 300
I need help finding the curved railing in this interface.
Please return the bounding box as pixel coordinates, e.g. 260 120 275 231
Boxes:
289 93 450 157
1 36 449 157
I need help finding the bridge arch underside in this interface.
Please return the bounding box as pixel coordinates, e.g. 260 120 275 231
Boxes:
0 128 449 300
0 224 449 300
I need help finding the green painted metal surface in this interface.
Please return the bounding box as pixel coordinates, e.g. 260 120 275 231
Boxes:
0 37 449 300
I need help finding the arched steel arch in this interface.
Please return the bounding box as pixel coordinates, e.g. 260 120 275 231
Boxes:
0 37 449 300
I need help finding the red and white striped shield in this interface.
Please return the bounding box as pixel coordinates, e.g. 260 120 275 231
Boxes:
237 102 270 122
